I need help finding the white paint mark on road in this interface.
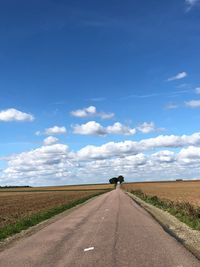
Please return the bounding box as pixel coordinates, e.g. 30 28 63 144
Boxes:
84 247 94 252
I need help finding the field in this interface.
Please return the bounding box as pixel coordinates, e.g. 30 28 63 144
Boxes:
0 184 113 239
0 183 113 192
122 181 200 207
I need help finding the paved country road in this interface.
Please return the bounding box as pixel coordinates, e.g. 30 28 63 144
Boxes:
0 187 199 267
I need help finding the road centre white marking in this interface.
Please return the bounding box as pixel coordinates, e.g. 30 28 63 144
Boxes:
84 247 94 252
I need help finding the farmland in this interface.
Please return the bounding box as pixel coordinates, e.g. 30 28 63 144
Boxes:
122 180 200 207
122 180 200 231
0 183 113 192
0 184 113 239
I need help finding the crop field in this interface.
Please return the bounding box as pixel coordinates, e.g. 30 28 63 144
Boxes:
0 183 113 192
0 184 113 231
122 181 200 207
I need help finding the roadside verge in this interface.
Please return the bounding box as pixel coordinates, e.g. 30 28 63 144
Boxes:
127 192 200 261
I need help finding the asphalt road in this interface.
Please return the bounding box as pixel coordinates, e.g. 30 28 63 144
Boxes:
0 187 199 267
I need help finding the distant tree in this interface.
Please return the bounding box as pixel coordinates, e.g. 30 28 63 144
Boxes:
109 176 125 185
109 177 118 185
118 175 124 184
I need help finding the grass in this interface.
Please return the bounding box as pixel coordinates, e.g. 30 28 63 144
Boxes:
0 190 109 241
130 189 200 231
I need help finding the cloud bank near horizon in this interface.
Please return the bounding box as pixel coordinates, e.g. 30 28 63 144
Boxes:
1 132 200 186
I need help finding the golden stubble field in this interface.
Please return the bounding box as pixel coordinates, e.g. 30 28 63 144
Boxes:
122 181 200 207
0 184 113 229
0 183 113 192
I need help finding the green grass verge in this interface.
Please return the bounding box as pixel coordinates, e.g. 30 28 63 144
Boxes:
0 190 110 241
130 190 200 231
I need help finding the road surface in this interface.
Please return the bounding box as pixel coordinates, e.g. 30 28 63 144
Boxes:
0 187 199 267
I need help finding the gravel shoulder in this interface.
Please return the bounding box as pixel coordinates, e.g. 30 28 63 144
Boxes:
127 192 200 261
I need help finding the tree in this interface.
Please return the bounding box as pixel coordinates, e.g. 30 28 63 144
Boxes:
118 175 124 184
109 177 118 185
109 176 125 185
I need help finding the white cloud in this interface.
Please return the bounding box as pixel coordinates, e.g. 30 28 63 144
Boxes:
2 132 200 185
1 144 74 185
35 131 41 136
3 132 200 185
195 87 200 94
178 146 200 164
167 72 187 81
72 121 136 136
107 122 136 135
45 126 67 135
43 136 59 146
76 132 200 160
73 121 106 136
185 100 200 107
185 0 200 11
186 0 199 4
71 106 114 119
0 108 34 122
137 122 162 134
165 103 179 110
152 150 175 163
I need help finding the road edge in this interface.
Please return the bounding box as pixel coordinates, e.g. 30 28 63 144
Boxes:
0 191 110 252
126 192 200 261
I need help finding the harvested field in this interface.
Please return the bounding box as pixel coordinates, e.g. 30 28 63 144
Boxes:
0 189 109 229
122 181 200 207
0 183 113 192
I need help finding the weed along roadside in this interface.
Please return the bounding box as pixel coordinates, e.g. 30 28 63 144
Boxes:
0 189 111 242
121 180 200 207
126 190 200 261
130 189 200 231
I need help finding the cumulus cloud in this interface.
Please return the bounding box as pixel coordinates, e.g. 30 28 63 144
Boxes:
137 122 162 134
178 146 200 164
2 135 200 185
2 132 200 185
44 126 67 135
107 122 136 135
185 100 200 107
1 144 74 185
71 106 114 119
76 132 200 160
73 121 106 136
72 121 136 136
43 136 59 146
0 108 34 122
152 150 176 163
167 72 187 81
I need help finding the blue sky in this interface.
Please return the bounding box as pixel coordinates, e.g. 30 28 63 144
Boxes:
1 0 200 185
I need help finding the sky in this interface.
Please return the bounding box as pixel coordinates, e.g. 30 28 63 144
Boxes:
0 0 200 186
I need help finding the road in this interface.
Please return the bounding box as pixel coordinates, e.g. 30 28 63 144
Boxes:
0 187 199 267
